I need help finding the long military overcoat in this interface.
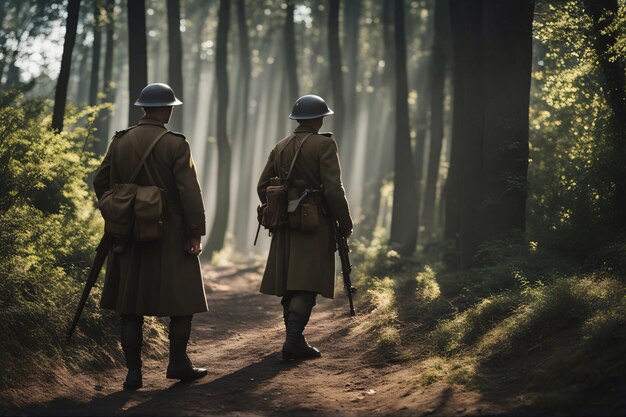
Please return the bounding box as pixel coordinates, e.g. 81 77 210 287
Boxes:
257 124 353 299
93 116 208 317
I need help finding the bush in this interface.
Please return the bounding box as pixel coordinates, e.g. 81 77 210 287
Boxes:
0 92 167 393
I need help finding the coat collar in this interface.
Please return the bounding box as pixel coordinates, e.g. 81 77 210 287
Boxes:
138 116 167 128
294 124 319 134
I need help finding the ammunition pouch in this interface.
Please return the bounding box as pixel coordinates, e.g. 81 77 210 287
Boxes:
287 188 321 234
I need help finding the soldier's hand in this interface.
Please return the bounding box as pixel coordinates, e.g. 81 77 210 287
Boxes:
339 227 353 239
186 236 202 255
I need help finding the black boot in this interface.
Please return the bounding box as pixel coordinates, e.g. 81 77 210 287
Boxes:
121 315 143 390
282 292 321 360
166 315 207 381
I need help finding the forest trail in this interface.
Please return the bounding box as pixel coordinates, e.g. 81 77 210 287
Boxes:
13 263 525 417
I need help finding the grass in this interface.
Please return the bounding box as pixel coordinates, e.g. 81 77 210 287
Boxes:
350 233 626 413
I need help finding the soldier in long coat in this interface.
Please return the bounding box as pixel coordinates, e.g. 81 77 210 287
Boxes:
93 83 208 389
257 95 353 360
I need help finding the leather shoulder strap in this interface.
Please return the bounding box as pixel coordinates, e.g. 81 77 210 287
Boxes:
128 130 169 183
285 133 314 183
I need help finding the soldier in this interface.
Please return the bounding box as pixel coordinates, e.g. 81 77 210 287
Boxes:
257 94 353 360
93 83 208 390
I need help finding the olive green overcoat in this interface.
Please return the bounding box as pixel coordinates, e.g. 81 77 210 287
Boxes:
93 116 208 317
257 124 353 299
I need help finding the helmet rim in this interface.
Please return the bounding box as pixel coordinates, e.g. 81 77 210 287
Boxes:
134 83 183 107
288 94 334 120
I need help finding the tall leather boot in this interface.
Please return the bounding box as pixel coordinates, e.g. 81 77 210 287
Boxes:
282 292 321 360
121 315 143 390
166 315 207 381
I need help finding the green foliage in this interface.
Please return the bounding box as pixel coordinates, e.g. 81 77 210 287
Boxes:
528 0 625 261
0 92 166 393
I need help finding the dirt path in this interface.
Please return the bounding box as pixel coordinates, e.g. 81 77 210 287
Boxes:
11 263 528 417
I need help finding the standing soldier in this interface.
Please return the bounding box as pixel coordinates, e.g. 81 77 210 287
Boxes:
257 95 353 360
93 83 208 389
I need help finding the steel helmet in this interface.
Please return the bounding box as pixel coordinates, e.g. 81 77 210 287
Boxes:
288 94 334 120
134 83 183 107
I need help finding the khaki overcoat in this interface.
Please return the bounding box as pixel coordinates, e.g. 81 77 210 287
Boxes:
257 124 353 299
93 116 208 317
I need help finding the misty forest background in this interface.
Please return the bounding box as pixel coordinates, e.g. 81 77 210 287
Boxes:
1 0 625 412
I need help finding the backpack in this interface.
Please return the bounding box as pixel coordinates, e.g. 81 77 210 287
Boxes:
98 129 168 242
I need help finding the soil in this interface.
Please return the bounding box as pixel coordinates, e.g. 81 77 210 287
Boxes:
4 262 544 417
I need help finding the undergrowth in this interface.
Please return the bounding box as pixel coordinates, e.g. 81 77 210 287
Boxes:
0 91 167 402
350 229 626 412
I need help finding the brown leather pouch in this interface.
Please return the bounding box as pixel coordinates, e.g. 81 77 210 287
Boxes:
300 202 319 233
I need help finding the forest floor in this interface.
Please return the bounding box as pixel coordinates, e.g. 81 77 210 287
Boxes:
2 262 581 417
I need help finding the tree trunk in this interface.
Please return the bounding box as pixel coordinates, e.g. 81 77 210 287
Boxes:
284 0 299 102
422 0 450 241
89 0 102 106
96 0 115 153
52 0 81 133
167 0 184 132
206 0 231 255
478 0 533 243
389 0 419 256
233 0 253 252
581 0 626 227
449 0 484 270
127 0 147 124
343 0 360 112
328 0 345 140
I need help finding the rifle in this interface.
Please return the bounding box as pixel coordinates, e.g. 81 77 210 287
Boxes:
67 233 112 342
334 222 356 316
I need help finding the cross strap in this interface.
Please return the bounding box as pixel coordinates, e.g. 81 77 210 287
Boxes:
285 133 314 184
128 130 169 183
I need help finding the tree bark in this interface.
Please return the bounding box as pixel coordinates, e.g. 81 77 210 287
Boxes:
52 0 81 133
89 0 102 106
206 0 231 254
96 0 115 153
233 0 253 252
449 0 484 270
284 0 299 102
328 0 345 140
167 0 184 132
479 0 533 243
422 0 450 241
389 0 419 256
127 0 147 124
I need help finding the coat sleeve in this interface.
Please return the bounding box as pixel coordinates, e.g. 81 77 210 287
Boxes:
173 138 206 237
257 148 276 204
93 142 113 201
319 137 353 235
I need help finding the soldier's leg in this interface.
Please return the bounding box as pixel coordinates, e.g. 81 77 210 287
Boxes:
166 315 208 381
120 314 143 390
281 292 293 328
282 291 321 360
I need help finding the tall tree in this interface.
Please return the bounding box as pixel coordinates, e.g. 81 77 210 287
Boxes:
206 0 232 254
96 0 116 153
449 0 484 269
328 0 345 139
52 0 82 133
233 0 253 252
581 0 626 227
422 0 450 241
342 0 360 115
285 0 299 102
127 0 147 124
478 0 534 244
167 0 184 132
389 0 419 256
89 0 102 107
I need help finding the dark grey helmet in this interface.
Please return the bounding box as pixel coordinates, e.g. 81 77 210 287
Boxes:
134 83 183 107
288 94 334 120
